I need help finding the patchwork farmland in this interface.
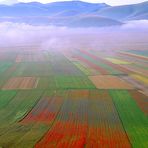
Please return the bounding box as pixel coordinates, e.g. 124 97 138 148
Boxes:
0 47 147 148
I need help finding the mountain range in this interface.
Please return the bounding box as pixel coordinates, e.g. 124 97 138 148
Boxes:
0 1 148 27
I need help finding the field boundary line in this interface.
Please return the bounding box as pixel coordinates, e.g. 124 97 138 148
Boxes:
109 90 132 147
18 90 45 122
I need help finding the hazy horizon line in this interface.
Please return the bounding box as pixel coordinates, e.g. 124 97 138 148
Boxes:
0 0 147 7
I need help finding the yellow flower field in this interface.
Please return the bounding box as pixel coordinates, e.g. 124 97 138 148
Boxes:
105 58 131 64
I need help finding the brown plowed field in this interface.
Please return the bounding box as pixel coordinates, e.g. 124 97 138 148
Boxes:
2 77 38 90
89 75 134 89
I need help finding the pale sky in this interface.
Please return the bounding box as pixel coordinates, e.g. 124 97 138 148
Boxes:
0 0 147 6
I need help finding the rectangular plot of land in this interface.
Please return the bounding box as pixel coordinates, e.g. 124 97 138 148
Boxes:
89 75 134 89
2 77 38 90
55 76 95 89
13 63 52 76
36 90 130 148
15 53 49 63
51 62 84 76
109 90 148 148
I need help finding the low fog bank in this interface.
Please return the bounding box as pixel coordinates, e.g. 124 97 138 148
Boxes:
0 20 148 51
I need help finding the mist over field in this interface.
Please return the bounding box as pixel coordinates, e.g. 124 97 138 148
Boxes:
0 20 148 51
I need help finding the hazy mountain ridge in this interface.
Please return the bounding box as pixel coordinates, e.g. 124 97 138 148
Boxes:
67 15 123 27
0 1 147 27
96 1 148 20
0 1 109 16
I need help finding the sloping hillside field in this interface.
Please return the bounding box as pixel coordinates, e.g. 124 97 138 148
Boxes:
0 47 147 148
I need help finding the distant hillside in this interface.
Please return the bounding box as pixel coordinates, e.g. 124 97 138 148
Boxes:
96 1 148 20
0 1 109 17
0 1 147 27
67 16 123 27
130 13 148 20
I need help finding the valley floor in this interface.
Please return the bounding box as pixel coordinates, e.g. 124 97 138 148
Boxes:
0 46 147 148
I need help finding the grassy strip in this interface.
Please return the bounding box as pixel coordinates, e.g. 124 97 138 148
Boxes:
109 90 148 148
55 76 96 89
51 61 84 76
37 76 96 90
0 90 17 109
36 77 53 90
0 90 59 148
0 90 43 126
0 62 13 74
13 62 53 76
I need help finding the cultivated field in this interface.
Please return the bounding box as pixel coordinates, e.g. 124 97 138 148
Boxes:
0 45 147 148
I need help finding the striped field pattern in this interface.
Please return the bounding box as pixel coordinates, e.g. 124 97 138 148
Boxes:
0 48 147 148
